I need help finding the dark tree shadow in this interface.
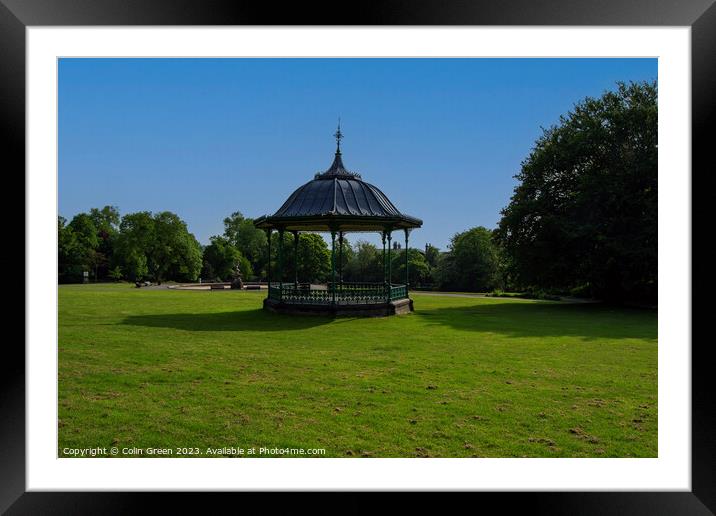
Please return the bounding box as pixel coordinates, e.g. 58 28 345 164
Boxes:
121 308 333 332
415 301 657 341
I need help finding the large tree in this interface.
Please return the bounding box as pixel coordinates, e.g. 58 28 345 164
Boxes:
58 206 122 282
223 211 267 276
201 236 242 281
343 239 383 283
65 213 102 281
89 205 120 279
265 232 332 284
424 244 440 269
115 211 202 283
435 226 500 292
58 216 83 283
114 211 153 281
292 233 331 283
495 81 657 303
390 248 430 286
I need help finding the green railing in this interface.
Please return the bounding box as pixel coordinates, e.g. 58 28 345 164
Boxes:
268 282 408 305
389 284 407 301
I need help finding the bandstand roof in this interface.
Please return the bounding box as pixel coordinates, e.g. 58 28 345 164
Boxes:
254 128 422 233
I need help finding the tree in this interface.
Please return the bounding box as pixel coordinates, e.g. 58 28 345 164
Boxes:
343 239 383 283
390 248 430 286
115 211 202 283
223 211 267 276
57 207 121 282
494 81 657 303
433 251 458 290
152 211 202 283
237 255 253 280
294 233 331 283
114 211 154 281
68 213 99 251
58 216 82 283
66 213 100 280
337 236 354 279
424 244 440 268
202 236 241 281
270 232 331 284
108 265 123 281
89 206 120 279
435 227 500 292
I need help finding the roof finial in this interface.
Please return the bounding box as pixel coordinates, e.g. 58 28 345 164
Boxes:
334 118 343 154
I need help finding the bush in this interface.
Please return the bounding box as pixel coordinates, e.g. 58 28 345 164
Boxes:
523 287 562 301
108 266 123 282
569 283 593 298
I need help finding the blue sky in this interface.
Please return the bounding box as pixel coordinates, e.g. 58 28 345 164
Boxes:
59 58 657 250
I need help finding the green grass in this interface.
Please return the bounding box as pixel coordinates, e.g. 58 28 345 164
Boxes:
58 283 657 458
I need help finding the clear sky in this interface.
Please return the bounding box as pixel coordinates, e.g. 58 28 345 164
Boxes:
59 58 657 250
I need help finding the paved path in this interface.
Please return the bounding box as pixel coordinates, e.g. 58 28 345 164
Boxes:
411 291 600 303
136 285 599 303
411 291 487 298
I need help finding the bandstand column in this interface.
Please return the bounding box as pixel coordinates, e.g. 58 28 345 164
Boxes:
387 230 393 300
292 230 299 288
404 228 410 291
381 232 387 284
265 229 272 290
338 231 344 285
330 231 337 305
278 228 284 301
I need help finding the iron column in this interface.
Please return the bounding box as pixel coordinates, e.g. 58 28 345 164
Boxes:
404 228 410 291
265 229 272 291
338 231 344 290
293 230 299 288
331 231 336 305
278 228 284 301
381 231 387 285
387 231 392 294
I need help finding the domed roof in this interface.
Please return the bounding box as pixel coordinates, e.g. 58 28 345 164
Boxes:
254 130 422 233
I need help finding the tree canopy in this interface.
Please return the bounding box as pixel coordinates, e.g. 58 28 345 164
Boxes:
343 239 383 283
114 211 202 283
434 227 500 292
494 80 657 303
281 232 331 283
201 235 242 281
391 248 430 286
223 211 267 278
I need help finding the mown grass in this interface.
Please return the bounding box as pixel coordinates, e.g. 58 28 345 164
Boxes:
58 283 657 458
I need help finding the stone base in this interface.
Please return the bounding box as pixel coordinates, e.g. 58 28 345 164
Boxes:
263 297 413 317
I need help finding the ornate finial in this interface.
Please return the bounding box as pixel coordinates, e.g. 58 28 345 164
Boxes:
316 118 361 179
334 118 343 154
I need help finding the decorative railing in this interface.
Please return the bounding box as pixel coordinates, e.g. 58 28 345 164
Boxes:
389 285 407 301
268 282 408 305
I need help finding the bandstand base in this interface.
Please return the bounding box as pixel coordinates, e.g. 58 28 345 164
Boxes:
263 297 413 317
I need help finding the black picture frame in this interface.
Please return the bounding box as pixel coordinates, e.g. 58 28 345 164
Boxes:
2 0 713 513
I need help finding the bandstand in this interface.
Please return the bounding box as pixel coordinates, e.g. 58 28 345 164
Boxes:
254 125 422 316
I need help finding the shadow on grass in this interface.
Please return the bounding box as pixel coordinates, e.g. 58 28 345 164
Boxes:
121 308 333 332
415 301 657 341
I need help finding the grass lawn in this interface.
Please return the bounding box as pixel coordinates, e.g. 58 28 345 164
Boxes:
58 283 657 458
